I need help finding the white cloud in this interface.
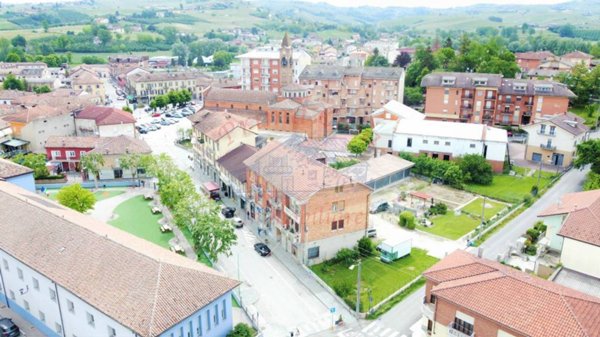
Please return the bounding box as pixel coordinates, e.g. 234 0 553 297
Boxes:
301 0 568 8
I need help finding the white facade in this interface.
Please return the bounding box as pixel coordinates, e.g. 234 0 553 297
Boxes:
20 114 76 153
75 119 136 138
0 250 135 337
560 238 600 279
293 49 312 83
540 214 566 251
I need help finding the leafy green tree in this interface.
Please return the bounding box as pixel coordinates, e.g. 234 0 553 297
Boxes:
159 170 195 209
357 236 375 257
392 52 411 68
189 200 237 262
403 86 424 106
443 165 464 189
33 85 51 94
212 50 234 70
558 24 575 38
574 139 600 174
80 152 105 189
122 105 132 113
150 95 168 110
365 48 389 67
347 137 368 156
11 153 49 179
399 211 416 229
56 184 96 213
172 42 190 66
118 153 154 186
97 29 112 45
42 20 49 33
2 74 25 91
11 35 26 48
5 52 21 62
458 154 493 185
434 47 456 70
584 172 600 191
227 323 255 337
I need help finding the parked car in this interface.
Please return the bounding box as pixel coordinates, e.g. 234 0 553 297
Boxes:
231 217 243 228
0 317 20 337
172 112 184 118
254 243 271 257
151 119 161 124
369 202 390 214
367 228 377 238
138 127 148 134
160 119 169 126
221 206 236 218
151 112 161 117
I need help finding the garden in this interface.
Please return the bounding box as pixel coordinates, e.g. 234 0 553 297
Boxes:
464 167 556 203
311 239 438 313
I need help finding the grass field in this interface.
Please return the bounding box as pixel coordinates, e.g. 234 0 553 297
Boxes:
48 187 126 202
464 167 555 203
311 248 438 312
419 213 480 240
109 195 174 249
67 50 170 64
460 197 507 221
570 106 599 128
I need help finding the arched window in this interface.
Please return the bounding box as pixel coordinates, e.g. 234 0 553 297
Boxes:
281 57 288 67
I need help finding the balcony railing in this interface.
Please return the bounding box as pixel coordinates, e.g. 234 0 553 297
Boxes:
448 323 474 337
484 95 496 100
422 302 434 320
541 143 556 150
284 205 300 223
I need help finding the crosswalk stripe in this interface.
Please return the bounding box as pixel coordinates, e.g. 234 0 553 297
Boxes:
362 321 378 333
387 331 400 337
379 328 392 337
370 324 383 335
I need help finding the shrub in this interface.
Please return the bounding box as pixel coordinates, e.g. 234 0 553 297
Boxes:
530 185 539 196
523 195 533 206
534 221 547 233
524 244 537 256
357 236 375 257
399 211 416 229
458 154 493 185
227 323 255 337
335 248 359 265
333 280 354 298
526 228 540 242
429 202 448 215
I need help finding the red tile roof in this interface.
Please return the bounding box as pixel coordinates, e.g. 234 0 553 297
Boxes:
76 106 136 125
188 110 258 141
425 250 600 337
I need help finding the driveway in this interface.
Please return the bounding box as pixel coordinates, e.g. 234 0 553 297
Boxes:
142 120 348 337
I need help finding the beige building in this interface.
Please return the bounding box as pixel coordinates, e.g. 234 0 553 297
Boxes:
522 112 589 167
88 135 152 180
68 67 105 103
126 70 210 103
75 106 137 138
299 65 405 127
189 110 258 182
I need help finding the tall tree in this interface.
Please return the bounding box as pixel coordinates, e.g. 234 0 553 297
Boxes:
80 153 105 189
574 139 600 174
392 52 411 68
2 74 25 90
118 153 154 186
56 184 96 213
365 47 389 67
11 35 26 48
11 153 49 178
189 200 237 262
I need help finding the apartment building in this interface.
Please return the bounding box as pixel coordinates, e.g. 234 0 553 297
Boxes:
562 50 593 68
237 33 310 93
515 51 556 72
68 67 105 103
421 250 600 337
215 143 258 210
244 139 372 264
0 180 238 337
75 106 137 138
373 118 507 172
108 55 149 79
189 110 258 182
522 112 589 167
126 69 210 103
421 72 575 126
299 65 405 127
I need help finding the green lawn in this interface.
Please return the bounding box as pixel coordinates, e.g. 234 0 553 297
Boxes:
48 187 126 202
418 213 480 240
464 167 555 203
460 197 507 221
109 195 174 249
311 248 438 312
570 106 599 128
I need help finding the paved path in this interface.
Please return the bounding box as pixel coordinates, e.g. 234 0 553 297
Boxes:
89 188 147 223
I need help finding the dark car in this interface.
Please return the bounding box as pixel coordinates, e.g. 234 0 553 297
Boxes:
210 191 221 201
0 318 20 337
369 202 390 214
221 206 236 218
138 127 148 134
254 243 271 256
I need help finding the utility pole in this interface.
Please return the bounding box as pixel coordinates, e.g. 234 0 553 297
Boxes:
480 196 486 225
356 259 361 317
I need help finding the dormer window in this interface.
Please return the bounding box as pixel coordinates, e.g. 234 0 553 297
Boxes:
442 76 456 86
534 84 553 93
514 83 527 91
473 78 488 86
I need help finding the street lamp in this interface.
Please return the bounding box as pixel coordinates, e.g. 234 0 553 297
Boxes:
349 260 362 317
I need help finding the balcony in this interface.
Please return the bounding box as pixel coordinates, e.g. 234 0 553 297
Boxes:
463 93 473 99
448 323 474 337
422 302 435 320
284 205 300 223
540 143 556 150
484 95 496 100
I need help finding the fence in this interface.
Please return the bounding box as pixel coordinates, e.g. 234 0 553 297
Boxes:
35 179 139 190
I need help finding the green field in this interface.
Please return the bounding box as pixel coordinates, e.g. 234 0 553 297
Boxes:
67 50 170 64
419 213 480 240
311 248 438 312
464 167 555 203
48 187 126 202
460 197 507 221
109 195 174 249
570 106 599 128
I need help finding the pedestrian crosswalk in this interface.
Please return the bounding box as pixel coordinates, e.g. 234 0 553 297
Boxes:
333 321 405 337
298 315 335 336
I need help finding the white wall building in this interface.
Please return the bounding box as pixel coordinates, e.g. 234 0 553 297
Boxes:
374 118 508 172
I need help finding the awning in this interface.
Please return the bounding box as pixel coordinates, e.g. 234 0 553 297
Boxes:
202 181 219 192
2 138 29 147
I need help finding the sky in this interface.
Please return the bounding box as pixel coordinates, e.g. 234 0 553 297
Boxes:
301 0 569 8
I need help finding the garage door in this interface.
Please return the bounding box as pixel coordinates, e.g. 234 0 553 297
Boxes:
532 153 542 162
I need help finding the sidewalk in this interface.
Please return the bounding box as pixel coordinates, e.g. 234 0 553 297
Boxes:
0 303 46 337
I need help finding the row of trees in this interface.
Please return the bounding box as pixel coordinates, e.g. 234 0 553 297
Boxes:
347 128 373 156
149 89 192 110
556 64 600 107
400 153 493 188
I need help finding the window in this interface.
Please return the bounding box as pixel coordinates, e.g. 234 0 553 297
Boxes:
180 326 184 337
66 151 76 158
434 141 439 145
445 141 451 146
51 150 61 158
23 300 30 311
17 268 23 280
271 113 275 123
67 299 75 313
540 124 546 134
286 112 290 124
32 277 39 290
206 310 211 331
407 138 412 147
214 304 219 325
338 219 344 229
87 312 95 327
198 315 203 336
335 186 343 193
470 144 476 148
331 220 344 230
332 201 345 212
39 311 46 323
222 299 226 320
331 221 338 230
2 259 8 270
453 317 474 335
307 246 320 259
49 288 57 301
55 323 63 335
422 140 428 144
388 140 392 148
107 326 116 337
278 112 282 123
549 126 556 135
443 155 450 161
430 294 436 303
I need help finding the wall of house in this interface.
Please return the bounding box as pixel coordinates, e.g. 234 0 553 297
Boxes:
159 291 234 337
533 96 569 117
560 238 600 278
98 123 136 138
540 214 566 251
0 250 135 337
517 58 542 72
204 100 268 124
6 173 35 192
75 118 99 136
524 122 585 167
21 115 76 153
73 82 105 103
